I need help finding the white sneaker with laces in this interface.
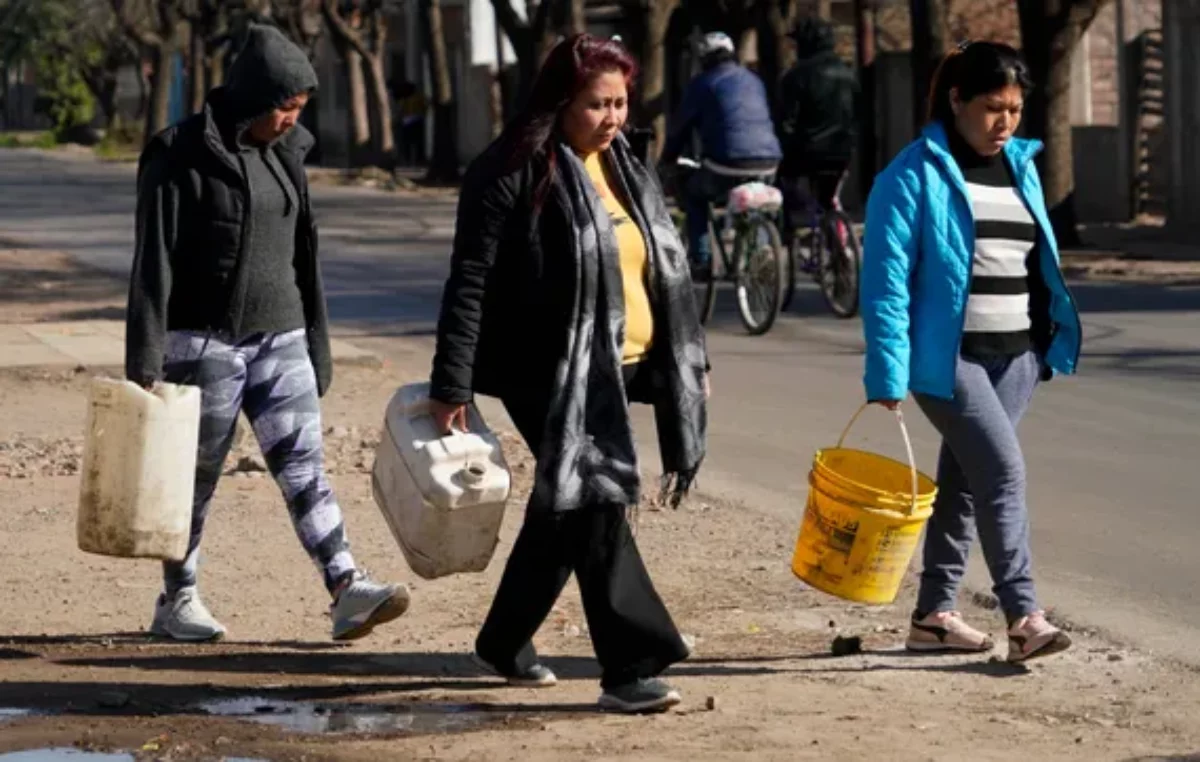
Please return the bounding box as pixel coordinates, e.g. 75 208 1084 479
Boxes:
330 572 411 641
149 586 227 643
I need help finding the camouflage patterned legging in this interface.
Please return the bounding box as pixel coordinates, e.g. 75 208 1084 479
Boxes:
161 329 356 595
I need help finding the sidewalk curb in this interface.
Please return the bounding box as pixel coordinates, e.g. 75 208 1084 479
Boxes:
0 321 383 374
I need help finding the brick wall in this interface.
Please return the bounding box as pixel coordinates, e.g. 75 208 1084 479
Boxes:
866 0 1161 127
1084 1 1163 126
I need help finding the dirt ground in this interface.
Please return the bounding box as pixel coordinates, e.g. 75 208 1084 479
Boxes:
0 248 125 324
1 251 1200 762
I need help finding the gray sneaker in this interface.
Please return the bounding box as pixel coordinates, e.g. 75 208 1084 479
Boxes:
149 587 227 643
681 633 696 659
330 572 411 641
599 678 682 714
472 653 558 688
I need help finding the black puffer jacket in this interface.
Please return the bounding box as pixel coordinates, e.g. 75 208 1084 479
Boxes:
779 20 859 174
125 25 331 394
430 145 577 406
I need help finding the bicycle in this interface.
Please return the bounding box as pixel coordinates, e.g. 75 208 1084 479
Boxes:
779 171 862 319
674 158 787 336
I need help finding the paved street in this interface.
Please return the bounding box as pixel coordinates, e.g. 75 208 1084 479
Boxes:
3 148 1199 665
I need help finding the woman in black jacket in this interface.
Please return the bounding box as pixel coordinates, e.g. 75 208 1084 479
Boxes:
429 34 709 714
126 25 408 644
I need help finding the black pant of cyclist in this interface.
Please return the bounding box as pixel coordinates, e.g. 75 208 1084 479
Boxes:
778 160 849 247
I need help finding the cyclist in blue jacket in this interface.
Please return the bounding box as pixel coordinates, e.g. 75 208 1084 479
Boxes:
861 42 1081 664
662 32 782 279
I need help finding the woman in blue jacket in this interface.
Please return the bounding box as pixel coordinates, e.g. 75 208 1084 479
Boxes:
860 42 1081 663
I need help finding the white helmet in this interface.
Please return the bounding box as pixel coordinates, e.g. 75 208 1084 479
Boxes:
697 32 735 58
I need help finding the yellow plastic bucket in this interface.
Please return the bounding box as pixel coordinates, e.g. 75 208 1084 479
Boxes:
792 404 938 605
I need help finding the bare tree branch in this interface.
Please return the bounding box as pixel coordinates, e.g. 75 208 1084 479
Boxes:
320 0 375 61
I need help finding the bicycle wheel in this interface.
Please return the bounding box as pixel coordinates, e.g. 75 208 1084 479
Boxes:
734 217 786 335
817 210 861 319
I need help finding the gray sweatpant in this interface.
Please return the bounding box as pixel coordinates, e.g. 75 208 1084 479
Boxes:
913 350 1041 623
161 329 356 596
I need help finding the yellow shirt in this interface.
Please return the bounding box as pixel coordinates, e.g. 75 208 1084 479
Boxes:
583 152 655 364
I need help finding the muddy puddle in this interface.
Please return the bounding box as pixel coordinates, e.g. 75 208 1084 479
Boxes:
0 708 40 723
0 751 134 761
197 698 514 735
0 752 265 762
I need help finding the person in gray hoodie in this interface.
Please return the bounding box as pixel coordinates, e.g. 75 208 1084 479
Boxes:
126 24 409 643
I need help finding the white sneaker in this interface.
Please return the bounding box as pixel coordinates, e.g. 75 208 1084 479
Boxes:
149 587 227 643
330 572 411 641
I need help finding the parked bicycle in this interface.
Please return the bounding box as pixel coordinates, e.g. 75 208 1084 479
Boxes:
673 157 787 336
779 171 862 319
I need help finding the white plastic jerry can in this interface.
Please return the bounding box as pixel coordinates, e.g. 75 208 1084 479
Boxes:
372 382 511 580
77 378 201 561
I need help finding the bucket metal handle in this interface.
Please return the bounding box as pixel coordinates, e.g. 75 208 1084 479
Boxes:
837 403 920 515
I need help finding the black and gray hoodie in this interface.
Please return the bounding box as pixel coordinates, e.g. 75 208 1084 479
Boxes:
125 23 333 394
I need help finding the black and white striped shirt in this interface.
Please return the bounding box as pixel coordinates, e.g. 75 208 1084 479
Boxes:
950 134 1040 357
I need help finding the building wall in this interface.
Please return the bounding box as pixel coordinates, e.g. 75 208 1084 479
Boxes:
402 0 506 165
871 0 1162 128
1164 0 1200 232
1083 0 1162 127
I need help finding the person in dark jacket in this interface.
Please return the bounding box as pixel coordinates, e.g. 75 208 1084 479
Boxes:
662 32 783 275
429 34 708 714
125 24 409 644
777 17 858 238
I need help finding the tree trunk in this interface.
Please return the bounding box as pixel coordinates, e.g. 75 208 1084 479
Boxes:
853 0 877 195
1040 21 1088 245
1 65 10 129
737 27 756 65
767 0 798 75
910 0 948 129
365 52 396 166
536 16 557 66
136 57 151 121
567 0 586 35
638 0 679 158
81 64 121 128
190 24 207 114
1018 0 1109 245
345 47 372 165
207 39 226 90
762 0 799 118
489 0 555 106
423 0 460 182
96 75 120 128
145 44 175 142
100 83 119 127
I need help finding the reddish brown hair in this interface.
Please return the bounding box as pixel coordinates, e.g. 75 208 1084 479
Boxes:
499 34 638 204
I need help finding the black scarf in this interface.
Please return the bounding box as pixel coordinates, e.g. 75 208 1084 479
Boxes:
531 134 708 514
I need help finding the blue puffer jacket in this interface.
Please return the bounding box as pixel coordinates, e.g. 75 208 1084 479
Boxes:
662 62 782 164
861 122 1082 402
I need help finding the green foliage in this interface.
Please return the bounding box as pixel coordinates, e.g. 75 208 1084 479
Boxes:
94 120 142 162
37 52 96 133
0 0 101 131
0 131 59 149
